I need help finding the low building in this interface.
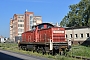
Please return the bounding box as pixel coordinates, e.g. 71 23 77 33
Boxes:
65 27 90 45
0 36 5 43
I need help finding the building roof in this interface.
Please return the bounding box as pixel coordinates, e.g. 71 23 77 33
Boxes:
34 16 41 17
65 26 90 30
16 14 24 16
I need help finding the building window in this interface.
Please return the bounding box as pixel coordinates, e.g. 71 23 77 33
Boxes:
70 34 72 38
18 16 20 18
18 20 20 22
18 29 20 32
18 33 22 36
72 41 73 44
30 15 33 30
33 20 36 23
38 25 44 29
65 34 67 38
30 21 33 24
86 33 89 37
18 16 23 18
11 26 13 28
80 34 83 38
75 34 78 38
18 29 22 32
21 16 23 18
30 16 33 20
18 24 24 27
18 20 24 22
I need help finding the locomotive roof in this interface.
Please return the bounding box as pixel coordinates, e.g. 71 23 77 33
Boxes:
32 23 55 27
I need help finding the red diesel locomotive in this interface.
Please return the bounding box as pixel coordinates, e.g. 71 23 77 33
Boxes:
18 23 70 55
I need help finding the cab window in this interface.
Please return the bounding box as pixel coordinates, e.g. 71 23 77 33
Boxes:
38 25 44 29
47 24 53 28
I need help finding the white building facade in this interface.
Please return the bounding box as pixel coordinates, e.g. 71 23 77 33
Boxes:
65 27 90 45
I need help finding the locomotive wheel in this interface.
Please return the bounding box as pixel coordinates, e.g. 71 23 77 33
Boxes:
36 48 39 53
24 46 26 50
42 48 46 55
22 46 27 51
23 46 25 50
25 47 26 50
33 48 36 53
33 46 36 53
22 46 24 50
49 50 53 55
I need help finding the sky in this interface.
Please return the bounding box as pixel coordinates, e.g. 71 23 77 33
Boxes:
0 0 80 37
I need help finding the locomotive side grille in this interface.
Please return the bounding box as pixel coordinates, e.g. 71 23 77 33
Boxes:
53 30 65 42
53 35 65 42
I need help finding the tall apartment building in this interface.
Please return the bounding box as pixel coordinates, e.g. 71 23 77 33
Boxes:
24 11 42 32
10 14 24 41
10 18 13 40
33 16 42 25
10 11 42 41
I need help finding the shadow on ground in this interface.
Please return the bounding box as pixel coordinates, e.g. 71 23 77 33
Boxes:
0 52 23 60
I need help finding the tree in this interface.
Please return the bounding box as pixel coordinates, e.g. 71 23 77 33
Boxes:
60 0 90 27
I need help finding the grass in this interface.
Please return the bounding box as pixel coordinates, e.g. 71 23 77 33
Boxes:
55 55 80 60
0 43 82 60
67 45 90 58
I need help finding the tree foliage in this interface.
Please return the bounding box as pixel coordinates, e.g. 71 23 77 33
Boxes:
60 0 90 27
